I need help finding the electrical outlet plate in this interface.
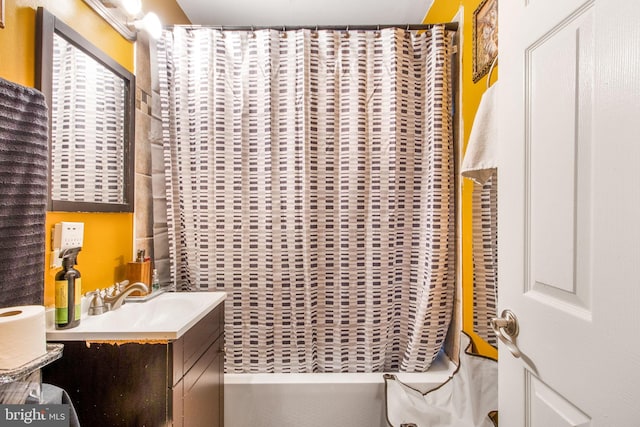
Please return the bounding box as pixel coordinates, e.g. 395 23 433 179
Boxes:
51 222 84 268
53 222 84 250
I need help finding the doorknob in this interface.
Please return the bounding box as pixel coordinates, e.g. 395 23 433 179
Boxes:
490 309 522 358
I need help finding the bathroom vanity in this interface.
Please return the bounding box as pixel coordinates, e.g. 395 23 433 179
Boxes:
43 292 226 427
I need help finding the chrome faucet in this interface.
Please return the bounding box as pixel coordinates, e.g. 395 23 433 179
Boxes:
102 282 149 311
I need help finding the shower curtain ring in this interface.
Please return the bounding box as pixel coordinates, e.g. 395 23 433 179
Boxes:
312 25 319 38
280 26 287 38
249 25 256 38
375 25 381 38
343 25 350 38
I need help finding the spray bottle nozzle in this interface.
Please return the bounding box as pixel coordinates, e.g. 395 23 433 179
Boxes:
59 247 81 268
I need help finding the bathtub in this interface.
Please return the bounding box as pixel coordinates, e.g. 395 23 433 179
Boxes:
224 354 455 427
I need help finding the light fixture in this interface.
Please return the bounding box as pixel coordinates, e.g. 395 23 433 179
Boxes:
100 0 141 17
131 12 162 40
83 0 162 41
119 0 142 17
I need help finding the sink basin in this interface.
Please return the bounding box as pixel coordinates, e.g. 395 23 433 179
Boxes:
46 291 226 341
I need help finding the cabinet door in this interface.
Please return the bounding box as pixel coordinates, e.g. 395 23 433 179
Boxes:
183 335 224 427
43 341 170 427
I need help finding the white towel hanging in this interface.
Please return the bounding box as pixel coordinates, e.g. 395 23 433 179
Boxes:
460 80 499 185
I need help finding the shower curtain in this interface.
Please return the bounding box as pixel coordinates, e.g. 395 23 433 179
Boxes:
157 26 455 373
472 175 498 347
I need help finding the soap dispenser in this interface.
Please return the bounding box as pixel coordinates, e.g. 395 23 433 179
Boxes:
55 247 82 329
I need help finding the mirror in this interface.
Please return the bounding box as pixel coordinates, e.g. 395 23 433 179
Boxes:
36 7 135 212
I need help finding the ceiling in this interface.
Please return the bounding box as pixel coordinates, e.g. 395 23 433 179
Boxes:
175 0 435 26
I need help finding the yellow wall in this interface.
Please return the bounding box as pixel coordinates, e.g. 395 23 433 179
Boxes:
425 0 498 359
0 0 189 307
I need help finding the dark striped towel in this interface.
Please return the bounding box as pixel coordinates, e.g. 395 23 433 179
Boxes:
0 77 48 308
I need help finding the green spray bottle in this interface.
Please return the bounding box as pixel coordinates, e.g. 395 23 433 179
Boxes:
55 247 82 329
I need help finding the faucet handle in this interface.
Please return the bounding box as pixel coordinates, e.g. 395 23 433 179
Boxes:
86 289 109 302
115 280 130 293
87 290 110 315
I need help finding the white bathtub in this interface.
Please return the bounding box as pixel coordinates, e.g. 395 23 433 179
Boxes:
224 355 455 427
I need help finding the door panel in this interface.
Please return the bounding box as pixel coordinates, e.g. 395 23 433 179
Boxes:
526 372 591 427
498 0 640 424
527 5 593 316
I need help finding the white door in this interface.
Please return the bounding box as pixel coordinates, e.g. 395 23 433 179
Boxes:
497 0 640 425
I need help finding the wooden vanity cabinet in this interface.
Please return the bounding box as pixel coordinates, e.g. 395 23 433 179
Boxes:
43 304 224 427
173 303 225 427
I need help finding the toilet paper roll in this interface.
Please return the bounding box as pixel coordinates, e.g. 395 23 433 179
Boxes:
0 305 47 370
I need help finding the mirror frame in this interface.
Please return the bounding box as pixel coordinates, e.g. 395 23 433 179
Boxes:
35 7 135 213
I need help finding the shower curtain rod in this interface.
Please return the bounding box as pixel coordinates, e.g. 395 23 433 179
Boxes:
164 23 458 32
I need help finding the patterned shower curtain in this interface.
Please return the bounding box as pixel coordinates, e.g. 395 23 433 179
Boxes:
472 175 498 347
157 26 455 373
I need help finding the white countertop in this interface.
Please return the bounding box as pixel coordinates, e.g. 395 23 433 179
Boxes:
46 291 226 342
